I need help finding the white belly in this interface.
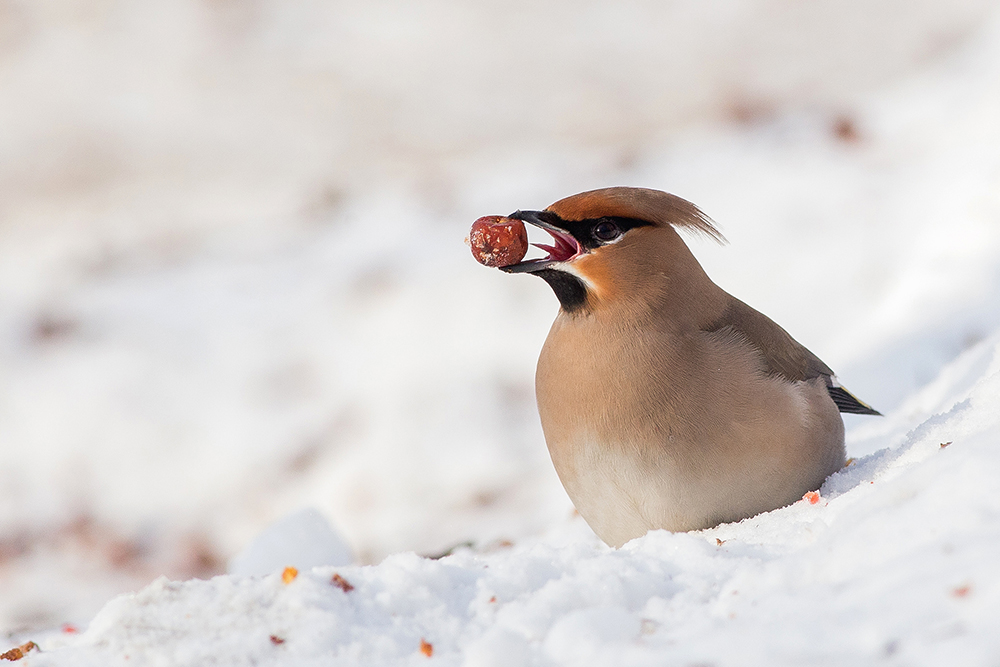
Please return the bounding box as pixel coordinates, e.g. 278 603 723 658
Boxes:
554 434 686 547
543 376 845 548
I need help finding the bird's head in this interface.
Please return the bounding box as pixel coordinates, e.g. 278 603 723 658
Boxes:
501 187 725 314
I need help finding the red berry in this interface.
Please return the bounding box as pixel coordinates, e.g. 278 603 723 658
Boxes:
469 216 528 268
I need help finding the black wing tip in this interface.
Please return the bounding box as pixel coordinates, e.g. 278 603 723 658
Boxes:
827 386 883 416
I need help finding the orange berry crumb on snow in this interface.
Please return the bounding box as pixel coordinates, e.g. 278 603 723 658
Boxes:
419 639 433 657
803 491 821 505
282 566 298 584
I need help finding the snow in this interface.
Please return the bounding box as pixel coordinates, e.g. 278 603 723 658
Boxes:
4 0 1000 664
20 339 1000 663
228 509 352 577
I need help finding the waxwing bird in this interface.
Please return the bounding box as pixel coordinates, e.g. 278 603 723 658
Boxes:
500 187 880 548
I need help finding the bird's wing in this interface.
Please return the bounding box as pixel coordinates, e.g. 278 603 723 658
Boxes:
703 298 881 416
703 298 833 381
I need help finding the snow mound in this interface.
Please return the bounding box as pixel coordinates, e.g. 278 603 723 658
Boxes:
23 332 1000 665
228 508 353 577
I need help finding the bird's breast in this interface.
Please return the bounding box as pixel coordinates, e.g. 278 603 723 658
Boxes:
534 311 845 547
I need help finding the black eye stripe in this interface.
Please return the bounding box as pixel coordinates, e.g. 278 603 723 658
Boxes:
558 216 652 250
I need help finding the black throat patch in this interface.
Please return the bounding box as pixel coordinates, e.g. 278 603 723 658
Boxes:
534 269 588 313
517 213 653 314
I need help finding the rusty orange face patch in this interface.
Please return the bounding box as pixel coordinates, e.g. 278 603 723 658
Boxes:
567 248 618 305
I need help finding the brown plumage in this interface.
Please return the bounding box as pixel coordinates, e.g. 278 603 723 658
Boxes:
499 187 879 547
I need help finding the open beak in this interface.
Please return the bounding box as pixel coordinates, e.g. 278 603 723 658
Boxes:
500 210 583 274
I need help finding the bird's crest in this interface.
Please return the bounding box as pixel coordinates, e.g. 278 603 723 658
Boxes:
546 187 726 244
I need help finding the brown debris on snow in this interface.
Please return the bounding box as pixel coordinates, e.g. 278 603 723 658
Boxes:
331 573 354 592
1 641 38 661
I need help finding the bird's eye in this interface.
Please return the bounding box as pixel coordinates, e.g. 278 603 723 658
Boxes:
592 220 621 243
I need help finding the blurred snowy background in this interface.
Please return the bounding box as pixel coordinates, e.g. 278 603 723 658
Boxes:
3 0 1000 637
